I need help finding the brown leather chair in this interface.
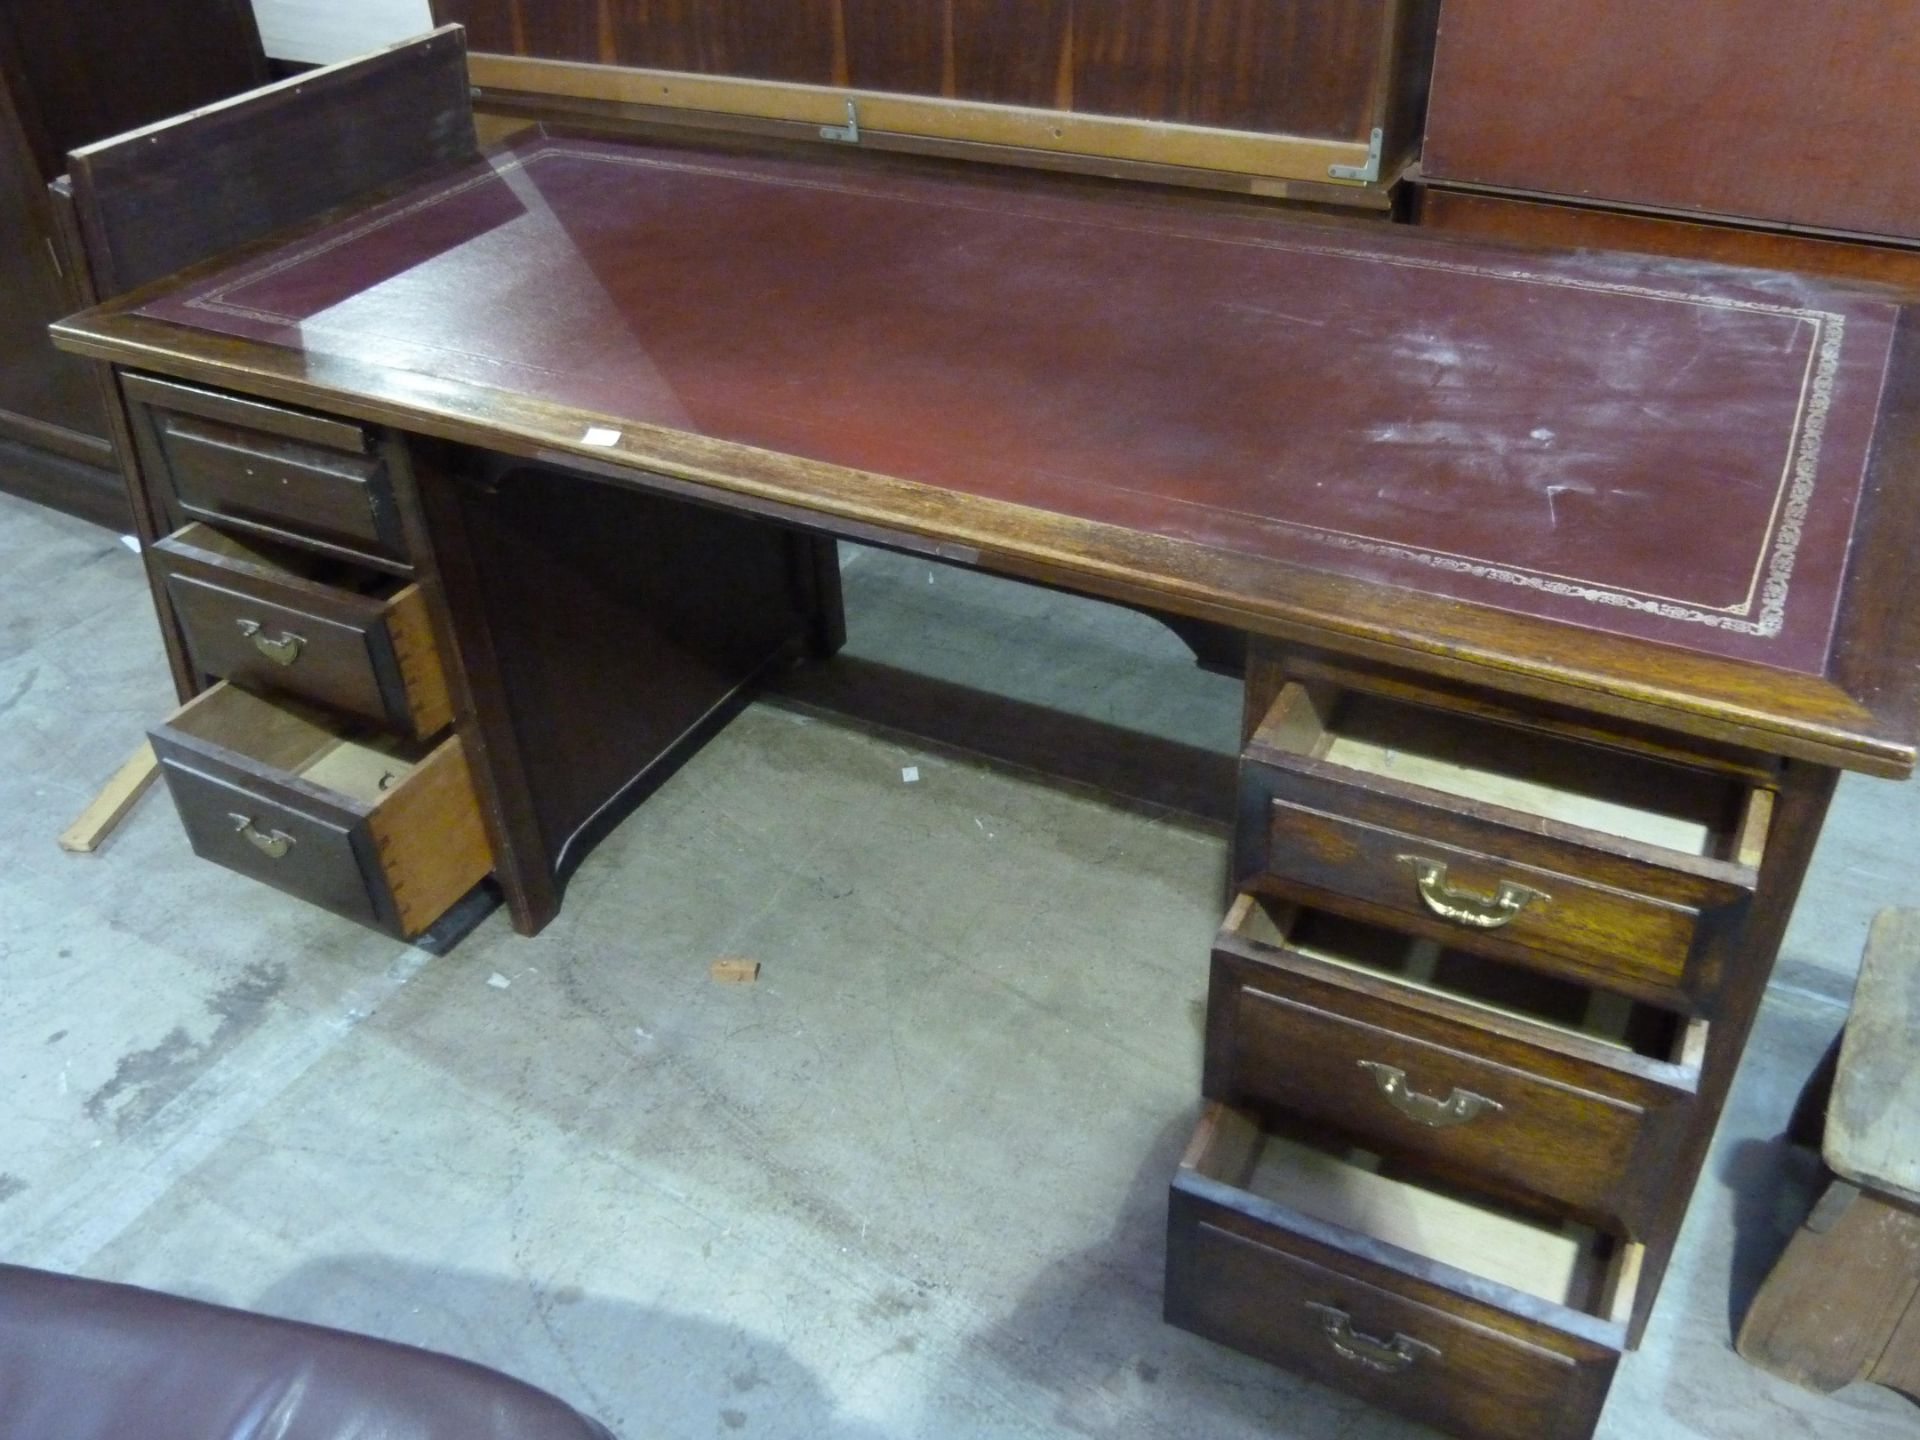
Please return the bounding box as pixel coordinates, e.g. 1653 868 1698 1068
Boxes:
0 1264 616 1439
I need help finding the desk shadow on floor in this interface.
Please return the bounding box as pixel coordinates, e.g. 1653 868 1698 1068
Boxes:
943 1109 1426 1440
1720 1134 1828 1338
769 657 1238 827
250 1257 889 1440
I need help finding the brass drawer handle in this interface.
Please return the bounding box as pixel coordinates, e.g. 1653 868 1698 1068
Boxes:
229 813 295 859
1358 1060 1503 1129
1398 855 1547 929
235 619 306 666
1304 1303 1441 1374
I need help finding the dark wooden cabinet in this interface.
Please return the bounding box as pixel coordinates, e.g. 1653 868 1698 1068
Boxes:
1421 0 1920 245
0 0 266 529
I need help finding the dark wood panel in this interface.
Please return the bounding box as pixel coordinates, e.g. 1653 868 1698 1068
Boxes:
1417 188 1920 295
0 84 103 446
0 433 128 529
400 445 839 931
1423 0 1920 243
520 0 604 64
593 1 843 85
709 0 843 86
949 0 1071 108
435 0 1423 142
1074 0 1385 137
432 0 522 55
0 0 266 183
67 26 476 297
842 0 946 97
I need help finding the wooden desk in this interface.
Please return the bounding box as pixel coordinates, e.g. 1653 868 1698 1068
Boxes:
49 56 1920 1440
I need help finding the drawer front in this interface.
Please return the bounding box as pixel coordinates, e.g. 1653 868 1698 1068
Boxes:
1206 947 1697 1235
1167 1191 1617 1440
153 528 450 737
124 374 406 567
155 753 382 929
158 414 402 561
164 570 399 726
1236 761 1753 1004
152 684 491 940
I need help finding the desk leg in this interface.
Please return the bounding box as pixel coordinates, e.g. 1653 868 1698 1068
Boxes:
798 532 847 659
1626 758 1838 1345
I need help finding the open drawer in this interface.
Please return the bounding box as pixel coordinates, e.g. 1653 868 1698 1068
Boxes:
154 524 451 738
1207 894 1705 1236
1235 681 1773 1008
148 683 491 939
1168 1103 1636 1440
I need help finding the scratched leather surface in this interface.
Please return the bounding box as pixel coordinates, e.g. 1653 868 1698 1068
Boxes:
0 1263 614 1440
138 135 1908 675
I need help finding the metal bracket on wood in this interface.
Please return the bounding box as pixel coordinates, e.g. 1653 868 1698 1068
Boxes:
1328 127 1384 184
820 100 861 145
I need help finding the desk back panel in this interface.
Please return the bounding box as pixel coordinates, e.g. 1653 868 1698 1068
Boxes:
132 135 1903 680
66 26 478 298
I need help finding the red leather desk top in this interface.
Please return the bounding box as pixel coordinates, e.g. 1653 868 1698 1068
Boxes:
136 136 1904 677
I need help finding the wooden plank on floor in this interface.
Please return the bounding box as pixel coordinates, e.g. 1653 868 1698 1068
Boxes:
57 741 159 854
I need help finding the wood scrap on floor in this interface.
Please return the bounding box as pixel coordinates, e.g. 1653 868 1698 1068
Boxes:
57 741 159 854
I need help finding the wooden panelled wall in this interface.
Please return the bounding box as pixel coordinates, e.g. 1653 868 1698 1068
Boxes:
434 0 1400 143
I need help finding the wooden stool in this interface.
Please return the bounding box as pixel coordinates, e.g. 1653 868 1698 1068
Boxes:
1737 909 1920 1404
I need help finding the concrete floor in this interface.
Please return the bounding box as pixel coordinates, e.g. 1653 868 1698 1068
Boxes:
2 486 1916 1439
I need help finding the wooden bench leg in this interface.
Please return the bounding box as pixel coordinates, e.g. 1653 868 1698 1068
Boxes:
1737 1178 1920 1400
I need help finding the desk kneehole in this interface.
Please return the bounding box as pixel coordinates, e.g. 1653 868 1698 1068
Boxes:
1167 1102 1640 1440
148 683 492 939
1206 894 1706 1238
1236 682 1773 1007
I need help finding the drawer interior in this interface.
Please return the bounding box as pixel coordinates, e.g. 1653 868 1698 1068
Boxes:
167 523 405 601
1187 1105 1641 1323
167 684 426 804
1227 893 1704 1068
1257 683 1771 867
